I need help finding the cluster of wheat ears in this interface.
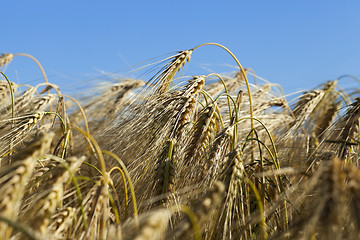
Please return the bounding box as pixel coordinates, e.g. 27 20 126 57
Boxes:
0 43 359 240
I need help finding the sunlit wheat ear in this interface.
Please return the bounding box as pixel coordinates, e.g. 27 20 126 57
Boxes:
21 156 85 236
173 76 206 137
15 87 37 111
197 180 225 219
26 155 84 196
21 111 46 131
184 103 219 167
204 72 245 97
24 160 57 195
0 53 14 68
0 80 17 103
107 224 122 240
279 156 344 240
310 81 339 139
0 132 54 239
345 163 360 233
219 148 245 239
152 139 176 205
28 94 56 112
255 97 287 115
108 79 145 112
334 98 360 160
122 209 172 240
316 156 345 239
170 181 225 239
48 207 76 240
288 90 325 133
82 79 145 122
152 50 192 94
202 125 234 185
314 101 340 141
1 112 47 159
0 86 37 116
74 173 111 240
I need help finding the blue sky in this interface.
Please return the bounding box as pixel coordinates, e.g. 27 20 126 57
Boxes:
2 1 360 95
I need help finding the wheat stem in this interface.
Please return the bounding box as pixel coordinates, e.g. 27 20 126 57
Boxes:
206 73 233 120
192 43 254 129
102 150 139 229
109 166 129 219
245 178 267 240
171 205 201 240
14 53 48 83
63 95 90 134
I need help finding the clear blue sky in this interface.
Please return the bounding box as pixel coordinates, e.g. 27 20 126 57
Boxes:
2 1 360 95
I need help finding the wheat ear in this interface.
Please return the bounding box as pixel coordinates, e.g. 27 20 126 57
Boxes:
21 156 85 236
0 53 14 68
48 207 76 240
152 50 192 94
172 76 206 138
152 139 176 205
337 98 360 160
202 125 234 186
0 132 54 239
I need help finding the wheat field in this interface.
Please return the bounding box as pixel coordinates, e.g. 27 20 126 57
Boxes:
0 43 360 239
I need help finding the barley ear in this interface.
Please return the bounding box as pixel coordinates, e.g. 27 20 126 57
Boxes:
0 54 14 68
153 50 192 94
0 132 54 239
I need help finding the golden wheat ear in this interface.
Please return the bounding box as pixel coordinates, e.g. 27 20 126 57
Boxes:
168 181 225 239
122 209 172 240
172 76 206 138
184 103 219 164
337 98 360 160
345 163 360 234
20 156 85 237
151 139 176 206
150 50 192 94
0 53 14 68
72 172 111 240
202 125 234 186
288 90 326 134
0 80 17 104
47 207 76 239
0 132 54 239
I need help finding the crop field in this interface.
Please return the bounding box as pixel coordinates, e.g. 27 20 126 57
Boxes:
0 43 359 239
